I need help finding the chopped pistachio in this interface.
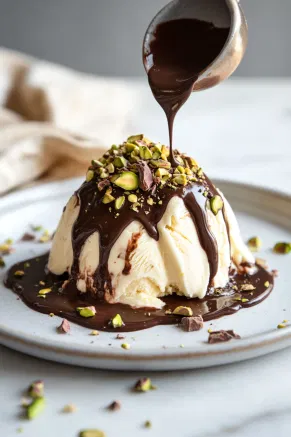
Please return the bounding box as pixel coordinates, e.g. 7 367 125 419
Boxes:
5 238 13 245
28 380 44 398
147 197 154 205
185 168 192 175
91 159 104 168
161 145 169 157
62 403 78 413
241 298 249 303
173 306 193 316
247 236 262 252
144 420 152 429
111 314 124 328
49 313 54 317
240 284 256 291
273 242 291 254
102 188 115 204
14 270 25 277
127 134 144 143
76 306 96 318
26 397 45 420
39 233 51 243
111 144 118 150
155 168 169 178
150 159 171 169
38 288 52 296
31 225 43 232
264 281 270 287
152 151 161 160
114 156 127 168
139 146 152 160
86 170 94 182
113 171 139 190
121 343 130 350
134 377 155 392
197 168 203 177
277 323 287 329
106 163 115 174
177 165 185 174
115 196 125 210
90 330 99 336
24 262 30 268
79 430 106 437
125 142 138 153
158 200 163 205
210 195 223 215
173 174 187 186
128 194 138 203
0 257 5 268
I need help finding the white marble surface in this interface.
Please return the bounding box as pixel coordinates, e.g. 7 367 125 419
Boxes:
1 78 291 436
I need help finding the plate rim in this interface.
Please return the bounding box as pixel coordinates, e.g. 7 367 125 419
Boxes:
1 177 290 364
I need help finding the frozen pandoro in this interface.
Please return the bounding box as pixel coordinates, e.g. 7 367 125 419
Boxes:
48 134 254 309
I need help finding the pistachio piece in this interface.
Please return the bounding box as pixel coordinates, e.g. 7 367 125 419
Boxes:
173 306 193 317
177 165 185 174
121 343 130 350
113 171 139 190
102 191 115 204
127 134 144 143
210 195 223 215
106 163 115 174
147 197 154 205
38 288 52 296
247 236 262 252
86 170 94 182
14 270 25 277
113 156 127 168
79 430 106 437
150 159 171 169
62 403 77 413
0 257 5 268
91 159 104 168
197 168 204 177
26 397 45 420
155 168 169 178
90 330 99 336
273 242 291 254
277 323 287 329
76 306 96 318
31 225 43 232
144 420 152 429
28 380 44 398
264 281 270 287
134 377 155 392
111 314 124 328
161 145 169 157
172 175 188 186
139 146 152 160
125 142 138 152
240 284 256 291
115 196 125 210
152 151 161 160
128 194 138 203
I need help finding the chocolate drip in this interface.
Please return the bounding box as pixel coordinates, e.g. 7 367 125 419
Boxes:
5 254 274 332
145 19 230 165
70 177 219 298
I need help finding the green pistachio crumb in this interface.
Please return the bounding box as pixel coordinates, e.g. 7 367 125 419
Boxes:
210 195 224 216
26 397 45 420
264 281 270 287
76 306 96 318
139 146 152 160
31 225 43 232
86 170 94 182
113 171 139 190
127 134 144 143
28 380 44 398
134 377 155 392
172 306 193 316
144 420 152 429
90 330 99 336
197 168 203 177
172 174 187 186
273 242 291 254
0 257 5 268
115 196 125 210
147 197 154 206
38 288 52 296
247 236 262 252
106 163 115 174
177 165 185 174
14 270 25 277
158 200 163 205
277 323 287 329
128 194 138 203
241 298 249 303
114 156 127 168
111 314 124 328
91 159 104 168
79 429 106 437
121 343 130 350
24 262 30 268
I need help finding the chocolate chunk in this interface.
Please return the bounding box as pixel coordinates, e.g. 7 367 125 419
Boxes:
208 330 241 344
108 401 121 411
116 334 125 340
135 161 154 192
181 315 204 332
97 179 110 192
57 319 71 334
21 233 36 242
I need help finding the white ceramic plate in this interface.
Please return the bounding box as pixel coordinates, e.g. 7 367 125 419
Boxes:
0 178 291 370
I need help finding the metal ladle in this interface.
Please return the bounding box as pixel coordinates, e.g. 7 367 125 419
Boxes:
143 0 248 91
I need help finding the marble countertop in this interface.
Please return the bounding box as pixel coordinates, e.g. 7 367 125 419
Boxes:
1 78 291 437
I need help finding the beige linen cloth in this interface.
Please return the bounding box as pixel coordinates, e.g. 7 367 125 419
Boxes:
0 48 138 195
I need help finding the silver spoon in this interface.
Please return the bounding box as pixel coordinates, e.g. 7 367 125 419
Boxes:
143 0 248 92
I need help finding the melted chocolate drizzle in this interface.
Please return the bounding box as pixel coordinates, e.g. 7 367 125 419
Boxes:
145 18 230 165
6 254 274 332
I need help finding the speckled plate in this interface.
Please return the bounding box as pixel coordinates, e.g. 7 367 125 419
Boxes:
0 178 291 370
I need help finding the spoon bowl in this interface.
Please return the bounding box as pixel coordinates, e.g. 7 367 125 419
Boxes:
143 0 248 92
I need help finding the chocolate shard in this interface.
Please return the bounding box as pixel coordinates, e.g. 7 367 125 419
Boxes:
208 329 241 344
21 233 36 242
108 400 121 411
135 161 154 192
57 318 71 334
181 315 203 332
97 179 110 192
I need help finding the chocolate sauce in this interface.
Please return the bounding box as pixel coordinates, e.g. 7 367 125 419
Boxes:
144 19 230 165
6 253 274 332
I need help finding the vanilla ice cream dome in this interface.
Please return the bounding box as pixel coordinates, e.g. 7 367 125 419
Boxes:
48 135 254 309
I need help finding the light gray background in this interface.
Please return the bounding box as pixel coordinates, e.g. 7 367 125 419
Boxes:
0 0 290 77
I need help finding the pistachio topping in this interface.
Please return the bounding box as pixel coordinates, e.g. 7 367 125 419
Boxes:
111 314 124 328
0 257 5 268
264 281 270 287
28 380 44 398
128 194 138 203
14 270 25 277
172 306 193 317
76 306 96 318
134 377 156 392
38 288 52 296
210 195 224 215
26 397 46 420
113 171 139 190
121 343 130 350
247 236 262 252
62 403 77 413
240 284 256 291
86 170 94 182
79 430 106 437
273 242 291 254
144 420 152 429
115 196 125 210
